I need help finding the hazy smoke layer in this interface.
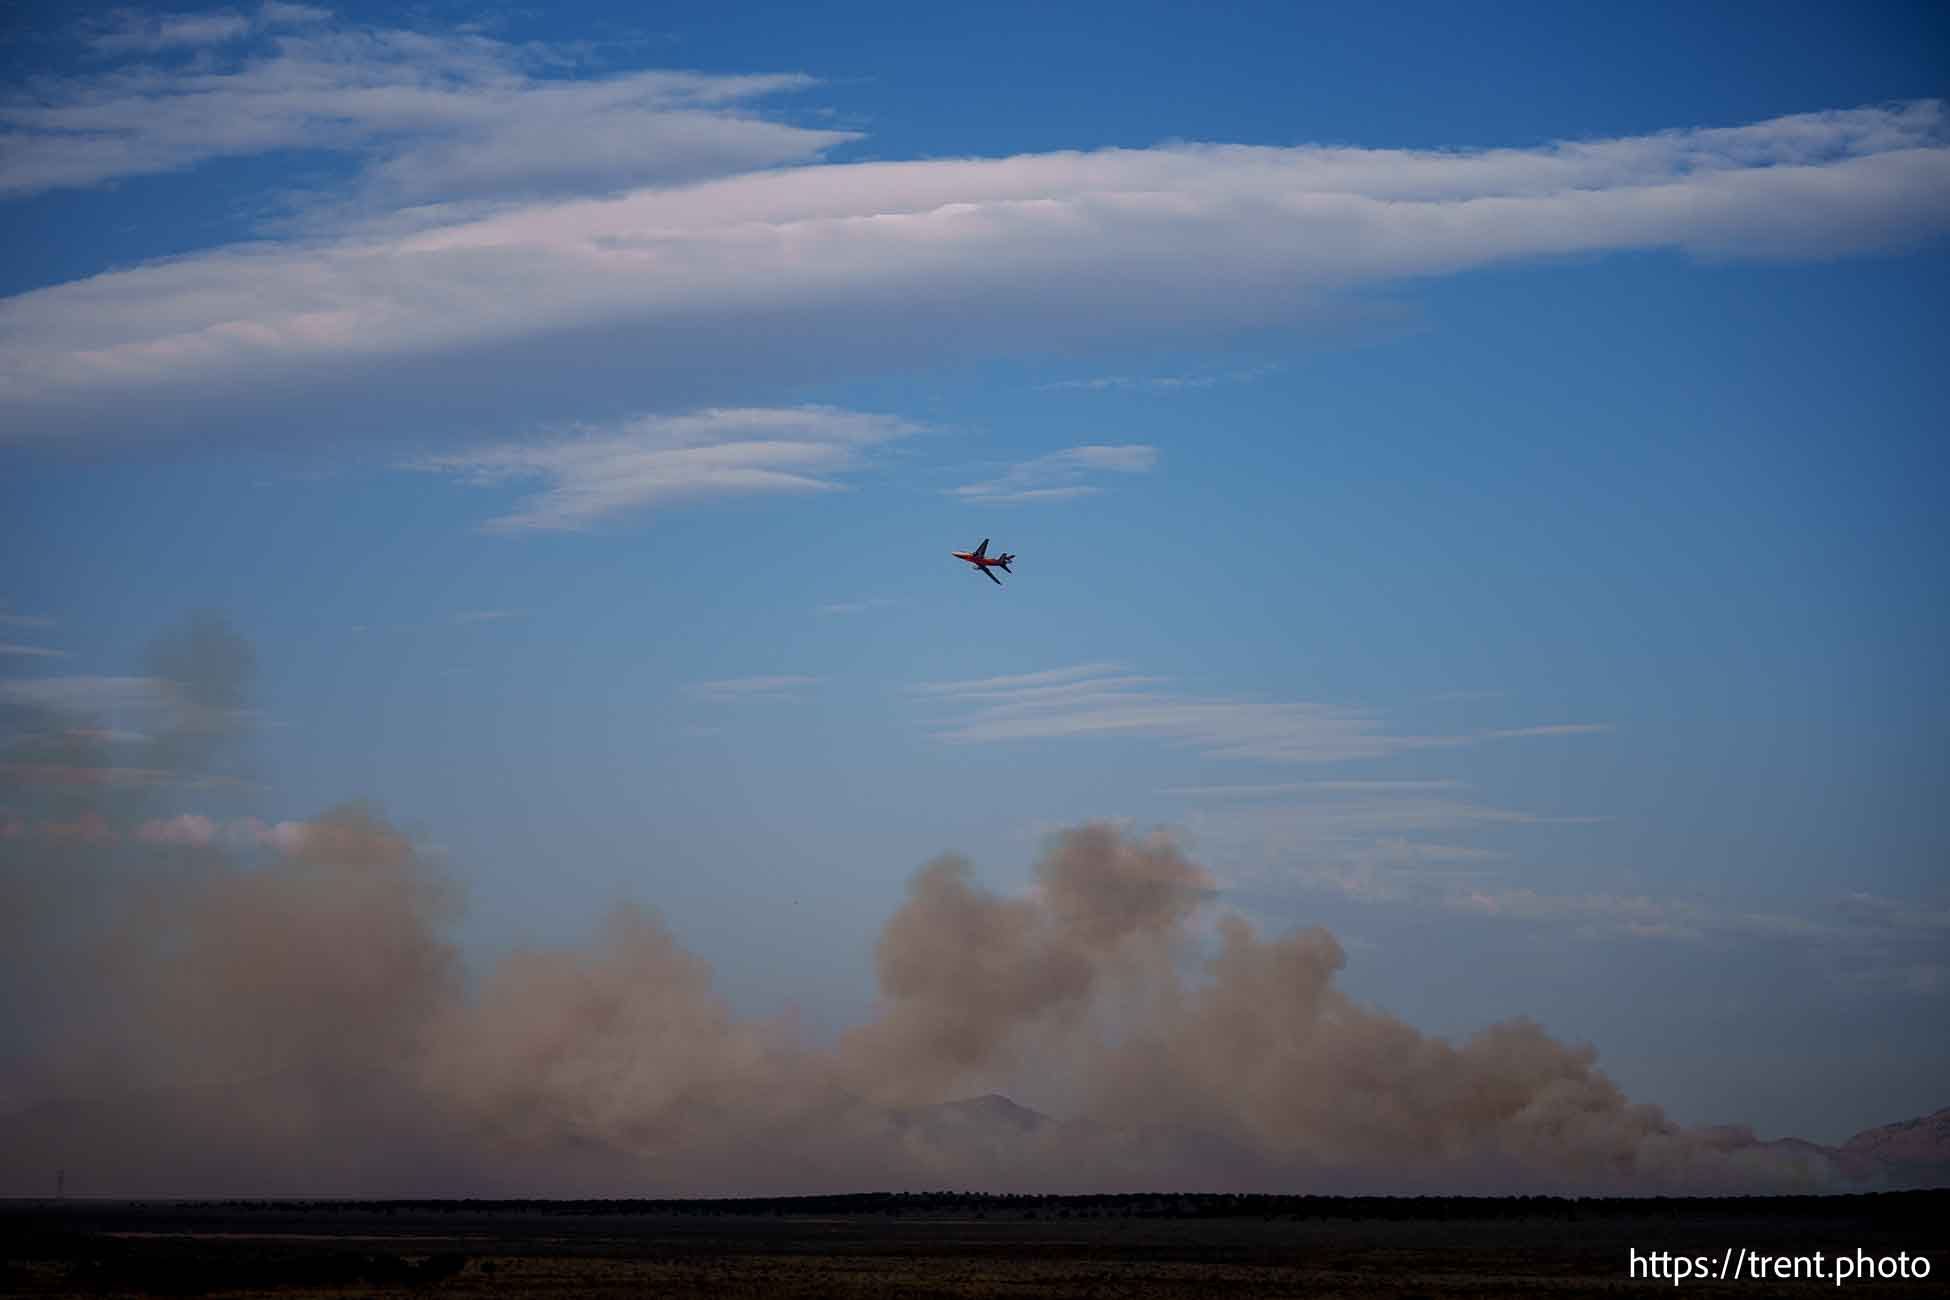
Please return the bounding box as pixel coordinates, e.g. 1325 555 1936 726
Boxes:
1 621 1838 1196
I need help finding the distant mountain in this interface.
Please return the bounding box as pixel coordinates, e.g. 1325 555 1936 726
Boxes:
11 1080 1945 1196
887 1096 1950 1193
894 1093 1053 1136
1749 1107 1950 1190
1834 1107 1950 1188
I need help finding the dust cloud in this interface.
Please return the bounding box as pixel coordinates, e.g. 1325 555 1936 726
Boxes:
1 618 1838 1196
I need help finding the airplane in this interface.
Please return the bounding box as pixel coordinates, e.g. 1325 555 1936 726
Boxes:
952 538 1015 585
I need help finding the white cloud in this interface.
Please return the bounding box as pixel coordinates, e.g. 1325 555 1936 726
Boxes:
8 12 848 205
4 100 1945 444
689 674 818 700
7 12 846 213
911 661 1138 695
951 444 1159 504
912 671 1620 899
254 817 312 854
1035 365 1278 393
1037 376 1216 393
260 4 332 26
414 406 920 531
1161 779 1685 943
86 8 259 55
1486 723 1615 739
1178 786 1581 881
1450 886 1713 940
136 813 312 850
135 812 220 845
1437 886 1950 977
915 662 1460 762
1161 779 1465 797
1242 836 1950 979
0 644 66 658
0 612 55 629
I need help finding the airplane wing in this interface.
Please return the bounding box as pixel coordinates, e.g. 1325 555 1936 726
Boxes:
982 564 1003 585
973 538 989 560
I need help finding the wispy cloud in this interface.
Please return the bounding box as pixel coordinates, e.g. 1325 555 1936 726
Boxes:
1037 376 1219 393
1177 783 1596 881
413 406 921 531
10 97 1945 444
1218 810 1949 978
1161 779 1466 797
911 662 1130 696
1200 798 1949 991
0 612 55 629
950 445 1158 504
914 662 1458 762
451 609 526 624
689 674 819 700
1035 365 1279 393
1449 886 1717 940
0 643 66 658
1441 885 1950 979
9 10 847 205
1159 773 1632 940
135 812 311 851
1485 723 1615 739
84 8 263 55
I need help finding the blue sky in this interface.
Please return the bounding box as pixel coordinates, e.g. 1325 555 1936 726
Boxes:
3 1 1947 1153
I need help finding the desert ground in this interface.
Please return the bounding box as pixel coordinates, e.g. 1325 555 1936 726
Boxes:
4 1191 1942 1298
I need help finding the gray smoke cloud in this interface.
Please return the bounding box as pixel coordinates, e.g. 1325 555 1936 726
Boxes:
0 618 1841 1196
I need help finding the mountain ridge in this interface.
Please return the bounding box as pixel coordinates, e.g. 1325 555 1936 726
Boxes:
922 1097 1950 1192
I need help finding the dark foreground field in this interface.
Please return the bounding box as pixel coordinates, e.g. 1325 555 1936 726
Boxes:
4 1191 1943 1298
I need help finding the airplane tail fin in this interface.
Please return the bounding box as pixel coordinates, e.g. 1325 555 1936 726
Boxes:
998 555 1014 572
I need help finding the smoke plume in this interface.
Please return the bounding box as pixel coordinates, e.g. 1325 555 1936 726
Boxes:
1 619 1839 1196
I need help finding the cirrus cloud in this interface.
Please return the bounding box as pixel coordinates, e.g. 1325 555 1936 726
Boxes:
951 444 1159 504
411 406 922 531
6 8 849 206
912 662 1461 762
2 99 1945 445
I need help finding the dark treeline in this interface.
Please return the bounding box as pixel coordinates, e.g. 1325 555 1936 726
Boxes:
58 1188 1945 1223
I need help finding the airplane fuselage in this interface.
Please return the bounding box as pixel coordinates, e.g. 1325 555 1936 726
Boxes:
952 538 1014 583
